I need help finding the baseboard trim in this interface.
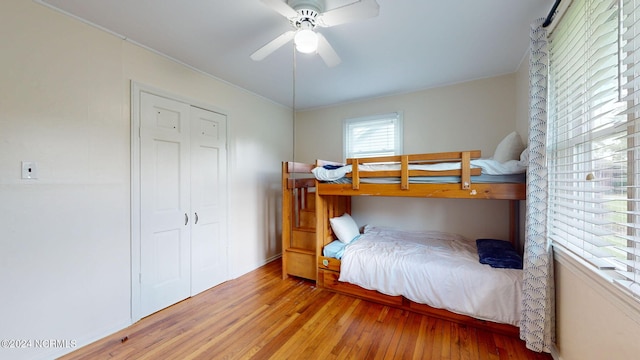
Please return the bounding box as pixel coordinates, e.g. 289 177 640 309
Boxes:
35 319 132 360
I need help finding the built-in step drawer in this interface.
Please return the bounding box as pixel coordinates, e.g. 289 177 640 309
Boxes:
285 249 316 280
318 256 341 272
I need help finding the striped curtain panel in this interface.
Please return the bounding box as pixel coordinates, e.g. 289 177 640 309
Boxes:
520 18 555 353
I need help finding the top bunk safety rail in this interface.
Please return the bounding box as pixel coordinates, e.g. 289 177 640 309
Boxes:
283 161 316 190
321 150 482 191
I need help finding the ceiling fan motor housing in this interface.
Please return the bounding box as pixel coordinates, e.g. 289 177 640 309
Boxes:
289 0 322 28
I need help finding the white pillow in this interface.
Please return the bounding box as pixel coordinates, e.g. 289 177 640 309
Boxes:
329 213 360 244
519 147 529 164
493 131 525 163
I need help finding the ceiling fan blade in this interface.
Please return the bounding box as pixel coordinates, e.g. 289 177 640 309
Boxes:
316 33 341 67
260 0 298 19
251 30 296 61
317 0 380 27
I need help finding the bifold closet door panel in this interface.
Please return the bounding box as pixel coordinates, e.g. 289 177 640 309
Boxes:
190 106 228 295
139 92 192 317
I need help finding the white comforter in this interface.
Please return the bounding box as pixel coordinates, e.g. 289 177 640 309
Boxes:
339 226 523 326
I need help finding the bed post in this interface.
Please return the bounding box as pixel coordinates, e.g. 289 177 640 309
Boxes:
315 182 327 285
282 162 292 279
508 200 520 246
461 151 471 190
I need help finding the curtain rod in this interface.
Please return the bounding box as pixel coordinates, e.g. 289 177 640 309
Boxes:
542 0 561 27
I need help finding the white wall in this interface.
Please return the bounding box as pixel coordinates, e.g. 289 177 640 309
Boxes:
515 50 640 359
295 74 521 241
0 1 291 359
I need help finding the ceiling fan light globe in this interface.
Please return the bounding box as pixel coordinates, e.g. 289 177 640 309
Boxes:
294 29 318 53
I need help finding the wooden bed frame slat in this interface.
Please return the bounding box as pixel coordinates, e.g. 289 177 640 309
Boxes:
286 177 315 190
316 183 525 200
461 150 471 189
287 162 314 173
347 151 482 164
346 168 482 178
401 155 409 190
351 161 360 189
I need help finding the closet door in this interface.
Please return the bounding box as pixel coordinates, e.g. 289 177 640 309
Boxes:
139 92 191 317
190 106 228 295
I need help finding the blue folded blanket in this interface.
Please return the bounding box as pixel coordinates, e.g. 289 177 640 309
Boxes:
323 236 361 259
476 239 523 269
323 164 344 170
323 240 347 259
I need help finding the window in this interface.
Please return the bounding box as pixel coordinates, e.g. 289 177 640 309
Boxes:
547 0 640 297
343 112 403 160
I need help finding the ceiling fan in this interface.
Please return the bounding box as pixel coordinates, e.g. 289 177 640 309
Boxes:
251 0 380 67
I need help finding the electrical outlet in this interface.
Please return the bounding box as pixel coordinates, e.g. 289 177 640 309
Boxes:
21 161 38 179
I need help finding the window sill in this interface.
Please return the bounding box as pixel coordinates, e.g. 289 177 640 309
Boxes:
552 244 640 325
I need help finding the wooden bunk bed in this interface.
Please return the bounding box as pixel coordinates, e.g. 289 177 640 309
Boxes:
282 150 526 335
313 150 527 336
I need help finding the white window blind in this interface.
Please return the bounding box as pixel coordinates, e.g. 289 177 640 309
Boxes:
548 0 640 297
343 112 403 159
618 0 640 295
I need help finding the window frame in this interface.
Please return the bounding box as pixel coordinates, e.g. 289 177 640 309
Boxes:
342 112 403 161
547 0 640 302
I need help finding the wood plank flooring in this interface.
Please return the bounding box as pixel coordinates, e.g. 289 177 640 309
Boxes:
59 260 552 360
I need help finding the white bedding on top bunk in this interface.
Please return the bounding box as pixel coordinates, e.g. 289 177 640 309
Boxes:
312 158 526 182
338 226 523 326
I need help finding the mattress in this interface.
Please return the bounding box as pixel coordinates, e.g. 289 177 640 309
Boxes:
312 158 527 184
338 226 523 326
323 173 525 184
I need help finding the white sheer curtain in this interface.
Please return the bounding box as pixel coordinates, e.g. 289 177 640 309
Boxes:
519 18 555 353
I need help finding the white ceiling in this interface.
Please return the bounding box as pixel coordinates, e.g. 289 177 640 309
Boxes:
37 0 552 110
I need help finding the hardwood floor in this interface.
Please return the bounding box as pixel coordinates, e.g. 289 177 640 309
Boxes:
59 260 552 360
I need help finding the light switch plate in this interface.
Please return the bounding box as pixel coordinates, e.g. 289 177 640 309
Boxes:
22 161 38 179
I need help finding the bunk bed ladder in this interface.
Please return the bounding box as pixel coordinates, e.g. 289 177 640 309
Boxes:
282 162 317 280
